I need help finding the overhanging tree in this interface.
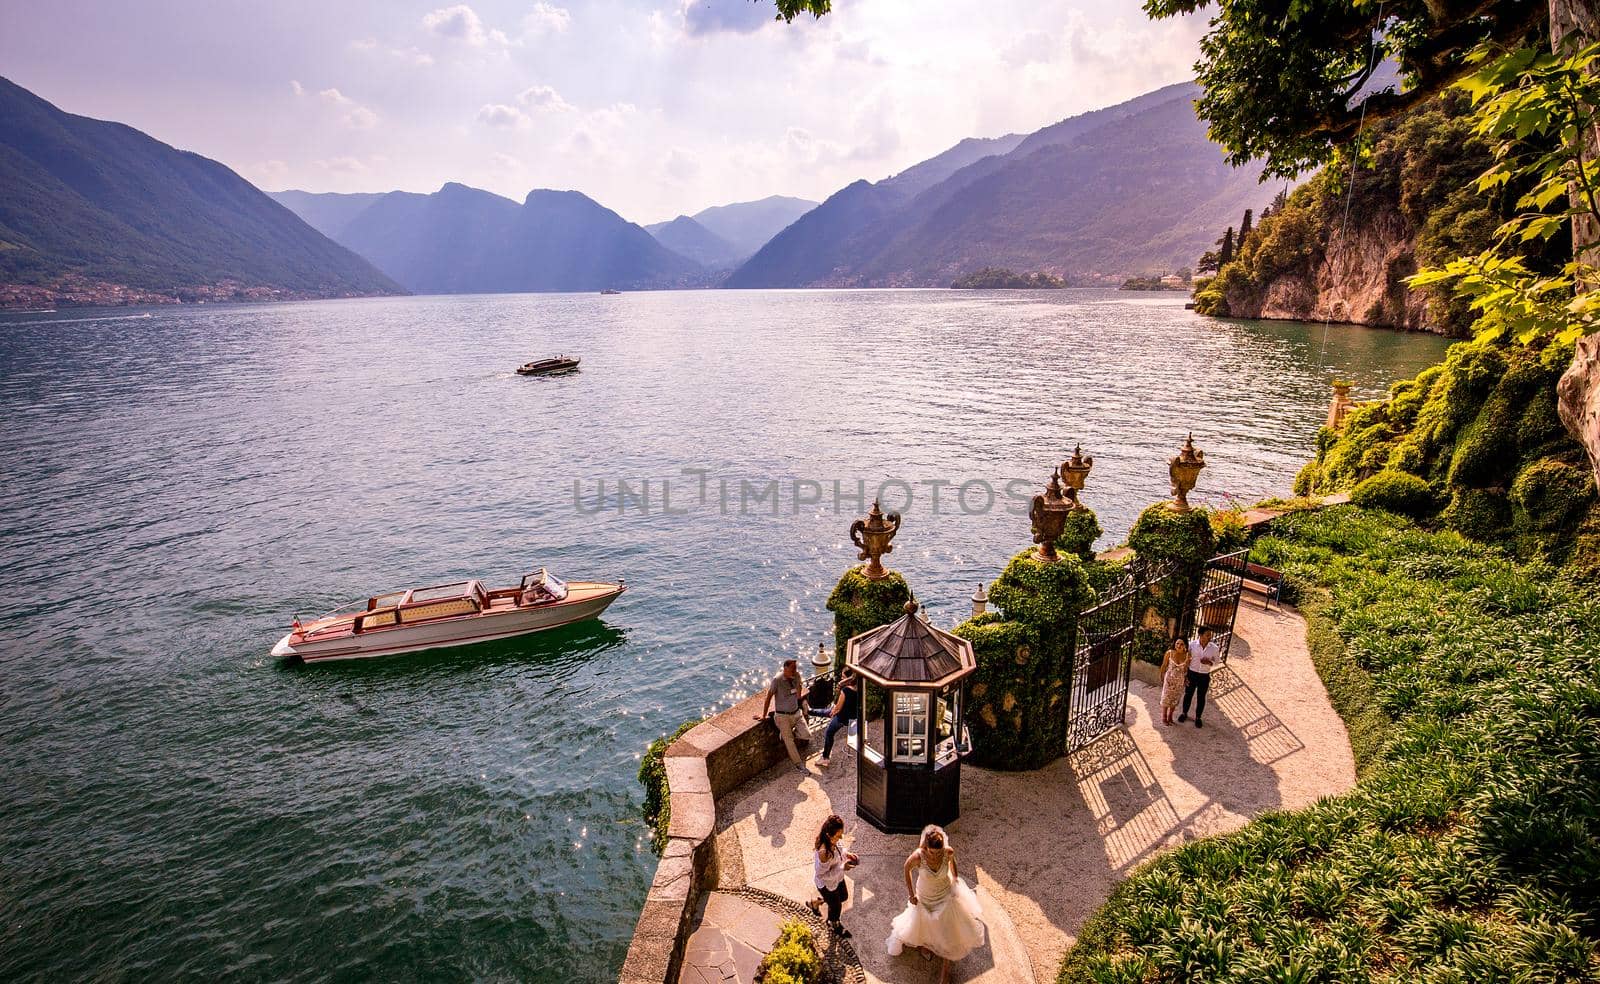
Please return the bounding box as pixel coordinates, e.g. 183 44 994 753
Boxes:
1142 0 1555 179
1140 0 1600 486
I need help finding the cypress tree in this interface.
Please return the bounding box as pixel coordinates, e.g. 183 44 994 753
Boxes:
1218 227 1235 267
1239 208 1253 245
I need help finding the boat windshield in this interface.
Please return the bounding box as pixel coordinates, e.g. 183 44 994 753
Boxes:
521 568 568 602
409 581 479 604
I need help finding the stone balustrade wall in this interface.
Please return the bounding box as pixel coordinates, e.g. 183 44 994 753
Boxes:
618 690 790 984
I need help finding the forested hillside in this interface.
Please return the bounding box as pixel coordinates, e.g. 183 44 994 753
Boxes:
0 76 399 303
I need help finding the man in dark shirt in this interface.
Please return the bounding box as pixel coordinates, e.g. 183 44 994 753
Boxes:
817 669 859 768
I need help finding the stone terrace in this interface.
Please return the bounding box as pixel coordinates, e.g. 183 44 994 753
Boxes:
688 602 1356 983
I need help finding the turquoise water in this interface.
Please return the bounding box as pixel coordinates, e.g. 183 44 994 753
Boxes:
0 290 1449 981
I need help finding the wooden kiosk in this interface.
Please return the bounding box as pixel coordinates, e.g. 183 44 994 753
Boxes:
846 600 976 834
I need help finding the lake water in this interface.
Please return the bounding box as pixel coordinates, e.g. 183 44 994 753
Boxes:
0 289 1449 982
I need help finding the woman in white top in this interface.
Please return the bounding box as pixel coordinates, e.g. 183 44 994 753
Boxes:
806 813 858 938
886 825 986 983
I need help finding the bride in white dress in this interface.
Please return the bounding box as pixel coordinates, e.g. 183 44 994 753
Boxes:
886 825 986 983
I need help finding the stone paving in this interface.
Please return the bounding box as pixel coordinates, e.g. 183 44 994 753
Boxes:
682 602 1357 983
682 888 864 984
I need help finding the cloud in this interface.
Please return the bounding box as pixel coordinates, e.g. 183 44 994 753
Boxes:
315 156 369 174
253 159 289 183
476 103 530 128
391 46 435 66
679 0 775 37
490 152 522 170
564 126 604 157
1003 30 1057 68
663 147 699 182
318 87 379 129
517 84 575 113
422 4 509 46
523 2 570 37
587 102 637 130
289 79 305 97
352 38 435 66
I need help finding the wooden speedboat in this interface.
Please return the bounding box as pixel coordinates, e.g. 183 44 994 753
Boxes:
517 356 580 376
271 569 624 662
600 288 622 295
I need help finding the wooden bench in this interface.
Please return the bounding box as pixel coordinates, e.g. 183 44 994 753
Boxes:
1240 561 1284 610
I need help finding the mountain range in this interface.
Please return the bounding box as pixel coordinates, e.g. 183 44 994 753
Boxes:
273 183 704 294
644 196 817 269
0 76 398 304
1 71 1278 305
725 82 1274 288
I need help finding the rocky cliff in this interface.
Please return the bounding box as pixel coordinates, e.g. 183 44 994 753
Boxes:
1195 93 1509 338
1220 208 1433 329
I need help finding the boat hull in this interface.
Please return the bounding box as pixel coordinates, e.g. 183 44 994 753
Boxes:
273 582 622 663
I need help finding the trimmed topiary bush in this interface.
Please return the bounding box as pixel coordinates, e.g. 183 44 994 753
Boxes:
1349 469 1437 519
756 920 821 984
1296 339 1597 572
825 565 911 673
1509 457 1593 532
1440 486 1511 541
1128 503 1216 566
953 547 1093 770
1054 507 1103 560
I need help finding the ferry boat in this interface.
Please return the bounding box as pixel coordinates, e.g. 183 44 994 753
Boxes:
271 569 624 662
517 356 580 376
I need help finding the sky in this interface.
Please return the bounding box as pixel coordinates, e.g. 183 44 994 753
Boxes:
0 0 1209 224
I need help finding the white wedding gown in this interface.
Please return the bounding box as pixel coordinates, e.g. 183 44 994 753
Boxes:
885 852 987 962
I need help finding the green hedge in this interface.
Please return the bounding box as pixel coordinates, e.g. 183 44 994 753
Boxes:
953 548 1093 770
825 565 911 673
756 920 821 984
637 718 700 855
1056 507 1104 560
1057 506 1600 982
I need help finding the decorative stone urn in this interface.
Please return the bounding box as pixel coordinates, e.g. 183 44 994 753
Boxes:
1168 433 1206 512
970 583 988 618
850 500 902 580
1327 380 1356 430
1029 472 1072 562
1059 444 1093 510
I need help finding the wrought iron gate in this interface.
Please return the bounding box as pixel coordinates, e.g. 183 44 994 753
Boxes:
1063 549 1248 754
1065 570 1139 754
1193 549 1247 665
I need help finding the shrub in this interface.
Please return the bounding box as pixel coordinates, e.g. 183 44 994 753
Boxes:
1294 340 1597 573
757 920 821 984
1128 504 1216 566
638 718 700 855
1055 507 1103 560
1350 470 1437 519
956 548 1092 769
1440 487 1511 540
1509 458 1593 533
826 565 911 672
1209 509 1250 554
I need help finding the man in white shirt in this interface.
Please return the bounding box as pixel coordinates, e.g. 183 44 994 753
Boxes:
1178 627 1221 728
